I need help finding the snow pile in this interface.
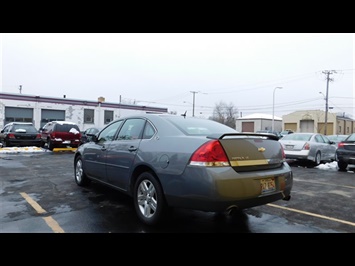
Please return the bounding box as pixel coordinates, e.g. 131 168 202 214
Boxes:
316 161 337 170
0 146 46 154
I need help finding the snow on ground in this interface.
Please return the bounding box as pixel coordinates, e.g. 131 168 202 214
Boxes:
315 161 338 170
0 146 47 154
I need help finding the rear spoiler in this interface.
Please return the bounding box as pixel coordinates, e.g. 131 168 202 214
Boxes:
207 132 280 141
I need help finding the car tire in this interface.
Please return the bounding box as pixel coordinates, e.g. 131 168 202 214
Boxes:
40 140 46 148
1 140 6 147
337 160 348 171
133 172 167 226
313 151 321 166
4 140 11 147
74 156 91 186
47 139 54 151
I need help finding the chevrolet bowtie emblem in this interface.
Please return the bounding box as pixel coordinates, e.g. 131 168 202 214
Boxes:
258 147 266 152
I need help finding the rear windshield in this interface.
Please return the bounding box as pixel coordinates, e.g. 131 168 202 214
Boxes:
55 124 80 133
281 134 312 141
12 124 38 133
165 116 237 136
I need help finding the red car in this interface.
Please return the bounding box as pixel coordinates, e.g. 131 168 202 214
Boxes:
40 121 81 150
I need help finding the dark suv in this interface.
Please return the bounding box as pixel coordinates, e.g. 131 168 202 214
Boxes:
0 122 42 147
40 121 81 150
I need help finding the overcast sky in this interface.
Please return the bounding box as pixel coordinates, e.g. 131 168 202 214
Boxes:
1 33 353 119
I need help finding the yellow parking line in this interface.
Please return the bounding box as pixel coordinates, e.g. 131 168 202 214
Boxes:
267 203 355 227
293 178 355 189
20 192 65 233
20 192 46 214
43 216 65 233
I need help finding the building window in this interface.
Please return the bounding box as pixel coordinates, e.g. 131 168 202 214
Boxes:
347 127 350 133
84 109 95 124
104 110 114 124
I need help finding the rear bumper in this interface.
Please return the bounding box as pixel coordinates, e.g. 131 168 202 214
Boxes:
6 139 42 147
336 150 355 164
162 163 293 212
284 150 311 161
51 139 80 147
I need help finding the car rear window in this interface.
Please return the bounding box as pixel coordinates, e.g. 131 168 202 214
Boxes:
55 124 80 133
12 124 38 133
347 134 355 141
282 134 312 141
164 116 237 136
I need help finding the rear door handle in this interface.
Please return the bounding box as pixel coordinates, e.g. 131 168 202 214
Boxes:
128 146 137 152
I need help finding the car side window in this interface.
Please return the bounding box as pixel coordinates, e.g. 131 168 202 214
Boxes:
97 120 123 143
321 135 331 144
116 118 145 140
315 135 325 143
143 122 156 139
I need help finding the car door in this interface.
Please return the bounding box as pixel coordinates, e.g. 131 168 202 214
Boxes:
0 124 10 144
105 118 146 191
82 120 123 182
321 135 336 160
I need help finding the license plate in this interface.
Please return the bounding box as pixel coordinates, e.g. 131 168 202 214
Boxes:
260 178 276 194
285 145 293 150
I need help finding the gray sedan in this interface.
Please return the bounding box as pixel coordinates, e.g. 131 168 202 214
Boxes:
74 114 293 225
279 132 337 166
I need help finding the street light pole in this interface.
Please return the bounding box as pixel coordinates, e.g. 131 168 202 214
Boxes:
272 87 283 132
192 91 196 117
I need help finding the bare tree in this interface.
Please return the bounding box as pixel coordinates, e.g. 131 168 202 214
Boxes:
210 101 238 129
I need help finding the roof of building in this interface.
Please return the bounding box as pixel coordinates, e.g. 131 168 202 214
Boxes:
238 113 282 120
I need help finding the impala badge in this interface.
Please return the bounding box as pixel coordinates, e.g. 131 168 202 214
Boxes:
258 147 266 152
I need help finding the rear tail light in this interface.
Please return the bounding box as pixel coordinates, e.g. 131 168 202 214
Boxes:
189 140 230 167
303 142 310 150
36 133 41 139
338 142 344 148
8 133 15 139
280 144 286 159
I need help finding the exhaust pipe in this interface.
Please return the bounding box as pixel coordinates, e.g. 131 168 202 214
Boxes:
283 195 291 201
226 205 239 216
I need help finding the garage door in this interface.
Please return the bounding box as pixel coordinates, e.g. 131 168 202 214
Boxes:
4 107 33 126
284 123 297 132
300 120 314 132
242 122 254 132
41 109 65 128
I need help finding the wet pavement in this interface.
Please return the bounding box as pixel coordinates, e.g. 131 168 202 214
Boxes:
1 151 355 233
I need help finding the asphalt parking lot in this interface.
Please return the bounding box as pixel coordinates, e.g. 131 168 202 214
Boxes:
1 148 355 233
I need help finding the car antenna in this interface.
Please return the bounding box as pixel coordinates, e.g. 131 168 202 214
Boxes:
181 111 187 118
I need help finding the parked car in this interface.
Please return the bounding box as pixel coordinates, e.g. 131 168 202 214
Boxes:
39 121 81 151
256 130 282 139
327 134 348 146
279 132 337 166
73 114 293 225
0 122 42 147
79 127 101 145
280 129 294 137
336 133 355 171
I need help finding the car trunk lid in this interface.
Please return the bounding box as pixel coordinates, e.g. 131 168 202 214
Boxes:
210 133 285 171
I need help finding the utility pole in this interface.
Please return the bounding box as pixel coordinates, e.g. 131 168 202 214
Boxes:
322 70 336 135
272 87 283 132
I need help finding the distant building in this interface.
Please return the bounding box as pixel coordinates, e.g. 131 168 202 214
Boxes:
235 113 282 132
282 110 354 135
0 92 168 130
